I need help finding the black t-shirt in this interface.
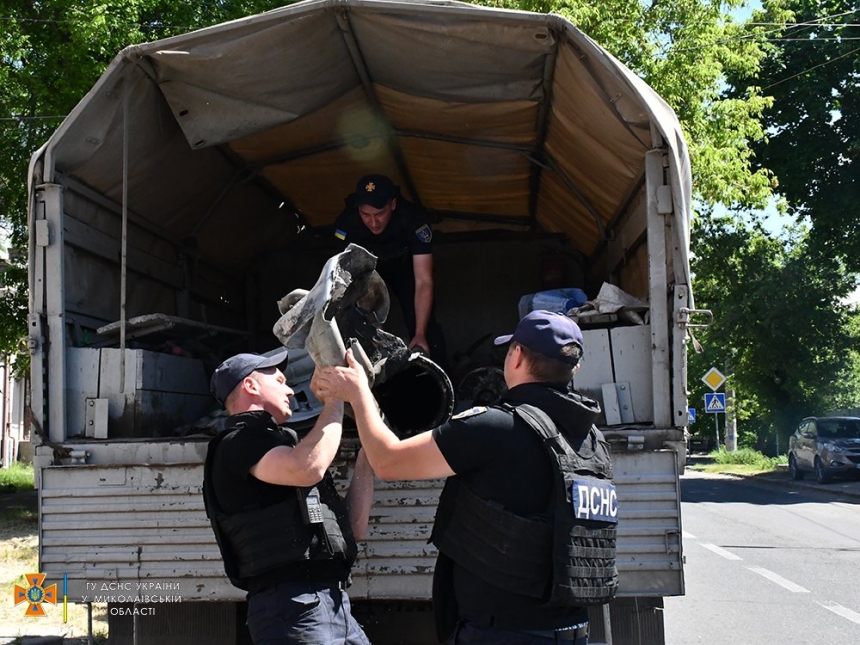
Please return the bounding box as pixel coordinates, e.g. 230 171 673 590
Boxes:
432 383 589 630
333 197 432 288
211 410 300 514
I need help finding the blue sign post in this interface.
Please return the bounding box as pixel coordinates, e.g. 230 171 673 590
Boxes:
688 408 696 424
705 392 726 449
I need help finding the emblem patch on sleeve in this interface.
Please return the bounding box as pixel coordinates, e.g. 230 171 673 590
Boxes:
334 228 347 241
415 224 433 243
451 406 488 420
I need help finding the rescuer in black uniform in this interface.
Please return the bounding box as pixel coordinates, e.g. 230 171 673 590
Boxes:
202 349 375 645
334 174 447 368
314 310 618 645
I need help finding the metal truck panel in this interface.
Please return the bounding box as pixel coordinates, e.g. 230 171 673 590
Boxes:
39 449 682 602
40 463 242 602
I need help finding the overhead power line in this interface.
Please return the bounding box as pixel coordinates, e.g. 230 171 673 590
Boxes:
761 45 860 91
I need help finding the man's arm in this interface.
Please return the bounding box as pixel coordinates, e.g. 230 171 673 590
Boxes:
314 350 455 482
250 397 345 487
344 449 375 540
408 253 434 354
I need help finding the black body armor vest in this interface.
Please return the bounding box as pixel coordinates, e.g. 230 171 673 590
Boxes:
202 423 357 590
431 401 618 607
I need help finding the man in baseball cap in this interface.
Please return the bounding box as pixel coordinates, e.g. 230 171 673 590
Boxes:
209 349 290 409
313 309 604 644
351 173 397 210
333 173 448 369
494 309 584 368
203 348 375 644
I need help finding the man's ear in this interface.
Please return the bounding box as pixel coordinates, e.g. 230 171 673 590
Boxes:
390 197 397 211
242 376 260 396
510 344 525 370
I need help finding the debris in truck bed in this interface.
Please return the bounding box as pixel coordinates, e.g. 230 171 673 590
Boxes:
569 283 650 326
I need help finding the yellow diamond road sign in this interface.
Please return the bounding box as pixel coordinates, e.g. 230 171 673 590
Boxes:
702 367 726 391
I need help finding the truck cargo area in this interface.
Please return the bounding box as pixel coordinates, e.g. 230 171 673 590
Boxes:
28 1 693 642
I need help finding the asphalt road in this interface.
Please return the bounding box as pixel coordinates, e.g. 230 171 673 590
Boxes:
664 470 860 644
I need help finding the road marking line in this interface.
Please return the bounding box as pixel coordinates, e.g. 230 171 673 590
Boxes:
818 601 860 626
700 543 742 560
746 567 809 593
682 531 696 540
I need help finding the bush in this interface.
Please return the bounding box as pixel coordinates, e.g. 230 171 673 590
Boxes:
0 461 35 494
709 447 785 469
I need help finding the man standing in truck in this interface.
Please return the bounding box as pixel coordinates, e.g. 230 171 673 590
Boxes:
202 349 375 645
334 173 447 368
314 311 618 645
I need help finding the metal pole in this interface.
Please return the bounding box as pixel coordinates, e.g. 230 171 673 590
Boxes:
725 386 737 451
714 413 720 450
120 85 129 391
602 603 613 644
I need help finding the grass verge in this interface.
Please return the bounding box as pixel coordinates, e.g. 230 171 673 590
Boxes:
0 462 35 494
689 447 787 476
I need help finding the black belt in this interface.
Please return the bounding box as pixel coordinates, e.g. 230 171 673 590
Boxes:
518 625 588 641
253 576 350 594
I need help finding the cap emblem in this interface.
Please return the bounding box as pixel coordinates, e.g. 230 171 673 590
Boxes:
365 182 376 192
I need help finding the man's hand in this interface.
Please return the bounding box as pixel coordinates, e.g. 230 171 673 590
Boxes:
407 335 430 355
314 349 369 403
309 369 327 403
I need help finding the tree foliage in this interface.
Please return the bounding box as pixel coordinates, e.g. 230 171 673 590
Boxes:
688 215 860 451
0 0 287 360
729 0 860 269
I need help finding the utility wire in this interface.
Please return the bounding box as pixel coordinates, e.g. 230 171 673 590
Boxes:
668 11 860 54
0 116 66 121
761 45 860 91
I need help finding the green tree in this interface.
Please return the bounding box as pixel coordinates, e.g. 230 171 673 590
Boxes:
689 215 860 452
0 0 287 362
730 0 860 268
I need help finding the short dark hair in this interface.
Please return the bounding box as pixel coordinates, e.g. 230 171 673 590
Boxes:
514 341 580 384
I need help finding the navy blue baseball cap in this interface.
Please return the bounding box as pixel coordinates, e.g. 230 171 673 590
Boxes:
494 310 584 365
353 174 397 209
209 349 289 406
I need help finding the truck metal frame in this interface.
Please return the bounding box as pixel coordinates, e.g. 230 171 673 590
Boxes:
28 1 696 642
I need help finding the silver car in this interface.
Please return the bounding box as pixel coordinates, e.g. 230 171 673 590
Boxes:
788 416 860 483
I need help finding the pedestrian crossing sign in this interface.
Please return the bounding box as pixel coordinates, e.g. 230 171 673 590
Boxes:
705 392 726 413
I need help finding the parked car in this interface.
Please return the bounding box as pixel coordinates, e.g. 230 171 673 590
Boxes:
788 416 860 483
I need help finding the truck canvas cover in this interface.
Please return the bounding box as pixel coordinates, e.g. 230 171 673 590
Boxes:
31 0 691 283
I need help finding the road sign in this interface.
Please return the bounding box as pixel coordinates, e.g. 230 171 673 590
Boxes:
702 367 726 391
688 408 696 424
705 392 726 413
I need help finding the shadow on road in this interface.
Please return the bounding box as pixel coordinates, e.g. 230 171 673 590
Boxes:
682 465 860 506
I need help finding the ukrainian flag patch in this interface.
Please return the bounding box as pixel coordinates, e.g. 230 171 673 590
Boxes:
334 229 347 241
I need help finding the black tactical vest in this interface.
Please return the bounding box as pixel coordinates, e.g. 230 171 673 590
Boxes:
431 401 618 607
202 422 357 590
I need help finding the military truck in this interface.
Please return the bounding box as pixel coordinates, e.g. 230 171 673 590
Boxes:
28 1 699 642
